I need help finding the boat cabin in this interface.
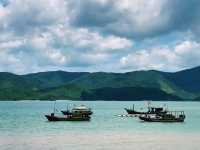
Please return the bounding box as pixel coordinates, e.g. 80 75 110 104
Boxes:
149 107 165 113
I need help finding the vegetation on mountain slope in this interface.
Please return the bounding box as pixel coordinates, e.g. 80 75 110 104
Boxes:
0 66 200 100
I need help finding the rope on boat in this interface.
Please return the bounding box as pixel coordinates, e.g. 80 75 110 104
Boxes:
116 114 139 117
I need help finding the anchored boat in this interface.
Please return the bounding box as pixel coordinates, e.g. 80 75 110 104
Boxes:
125 104 167 115
45 102 92 121
139 111 185 122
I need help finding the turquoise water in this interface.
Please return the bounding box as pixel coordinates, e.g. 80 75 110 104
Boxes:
0 101 200 150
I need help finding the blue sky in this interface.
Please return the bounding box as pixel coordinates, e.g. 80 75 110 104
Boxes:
0 0 200 74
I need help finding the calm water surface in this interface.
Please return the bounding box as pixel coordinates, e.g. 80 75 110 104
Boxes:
0 101 200 150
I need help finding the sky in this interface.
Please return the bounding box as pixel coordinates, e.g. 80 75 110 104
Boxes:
0 0 200 74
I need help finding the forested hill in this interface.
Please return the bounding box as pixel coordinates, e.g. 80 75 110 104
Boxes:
0 66 200 101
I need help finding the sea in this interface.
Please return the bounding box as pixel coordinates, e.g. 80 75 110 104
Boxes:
0 100 200 150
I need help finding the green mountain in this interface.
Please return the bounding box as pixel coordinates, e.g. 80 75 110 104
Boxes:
81 87 181 101
160 67 200 93
0 66 200 101
69 71 194 99
22 71 88 89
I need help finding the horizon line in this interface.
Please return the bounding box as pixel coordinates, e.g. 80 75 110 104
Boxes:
1 65 199 75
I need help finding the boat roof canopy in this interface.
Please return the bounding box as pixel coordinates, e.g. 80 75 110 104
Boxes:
73 105 90 110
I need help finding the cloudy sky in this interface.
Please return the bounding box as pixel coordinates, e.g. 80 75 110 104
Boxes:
0 0 200 74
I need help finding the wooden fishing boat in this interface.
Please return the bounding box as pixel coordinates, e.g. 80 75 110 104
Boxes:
139 111 185 122
125 104 167 115
45 102 92 121
45 113 91 121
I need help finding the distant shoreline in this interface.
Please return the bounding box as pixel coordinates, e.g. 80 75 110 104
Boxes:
0 99 198 102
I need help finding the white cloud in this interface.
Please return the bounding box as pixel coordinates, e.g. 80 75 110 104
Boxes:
50 26 133 51
0 4 7 18
0 24 132 73
70 0 184 39
113 0 169 33
0 0 69 35
44 49 67 65
75 28 133 51
0 50 26 73
120 41 200 71
175 41 199 54
0 0 199 74
71 0 200 39
27 34 68 65
0 39 24 49
97 35 132 50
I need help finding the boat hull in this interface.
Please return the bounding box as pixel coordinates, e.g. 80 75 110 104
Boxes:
139 116 185 122
45 115 90 121
125 108 150 115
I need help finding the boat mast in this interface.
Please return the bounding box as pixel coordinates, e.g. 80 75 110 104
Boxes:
53 100 56 114
147 101 151 111
67 104 70 111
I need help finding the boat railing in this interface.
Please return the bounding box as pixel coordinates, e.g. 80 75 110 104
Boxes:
166 111 185 118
